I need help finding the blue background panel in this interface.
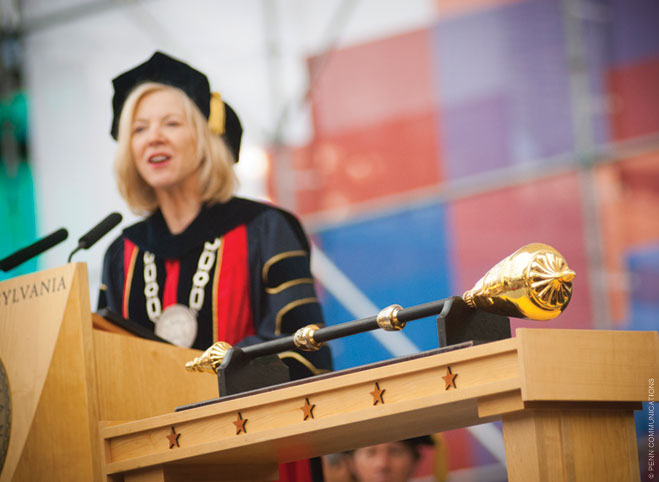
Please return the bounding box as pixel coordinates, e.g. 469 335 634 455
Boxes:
627 245 659 331
315 203 455 370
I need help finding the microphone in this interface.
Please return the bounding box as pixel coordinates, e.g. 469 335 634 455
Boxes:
0 228 69 272
68 212 123 262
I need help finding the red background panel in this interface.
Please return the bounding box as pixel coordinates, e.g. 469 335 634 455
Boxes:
441 429 475 470
448 172 593 330
596 151 659 324
309 28 437 136
608 57 659 141
292 110 443 216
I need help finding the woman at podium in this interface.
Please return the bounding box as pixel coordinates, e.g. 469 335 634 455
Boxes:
97 51 332 384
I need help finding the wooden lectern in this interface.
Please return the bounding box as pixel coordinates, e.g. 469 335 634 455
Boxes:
1 264 657 481
0 264 218 482
100 334 658 481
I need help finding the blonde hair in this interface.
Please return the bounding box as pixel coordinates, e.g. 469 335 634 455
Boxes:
114 82 238 215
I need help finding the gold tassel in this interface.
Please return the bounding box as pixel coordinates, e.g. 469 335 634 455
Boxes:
208 91 226 135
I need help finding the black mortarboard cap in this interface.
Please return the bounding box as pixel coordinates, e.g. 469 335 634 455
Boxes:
110 51 242 162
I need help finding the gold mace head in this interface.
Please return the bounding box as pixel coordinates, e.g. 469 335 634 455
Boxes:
185 341 233 374
462 243 575 321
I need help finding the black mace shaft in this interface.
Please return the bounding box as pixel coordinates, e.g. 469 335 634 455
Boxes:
241 298 450 360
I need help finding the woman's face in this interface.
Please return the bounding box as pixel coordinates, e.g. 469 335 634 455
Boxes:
130 88 200 196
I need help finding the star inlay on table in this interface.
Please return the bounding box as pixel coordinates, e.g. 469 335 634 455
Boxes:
370 382 385 405
166 426 180 449
233 412 247 435
442 366 457 390
300 397 315 420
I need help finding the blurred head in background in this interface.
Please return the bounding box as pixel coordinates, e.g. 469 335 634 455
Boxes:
350 436 434 482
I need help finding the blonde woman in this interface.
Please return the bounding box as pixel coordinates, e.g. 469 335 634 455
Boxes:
99 53 332 387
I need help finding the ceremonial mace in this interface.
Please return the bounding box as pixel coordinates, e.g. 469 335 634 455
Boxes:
185 243 575 397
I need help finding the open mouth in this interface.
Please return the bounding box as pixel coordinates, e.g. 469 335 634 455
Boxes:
149 154 170 164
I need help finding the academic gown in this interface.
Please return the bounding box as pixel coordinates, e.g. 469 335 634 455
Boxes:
99 197 332 377
98 197 331 481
